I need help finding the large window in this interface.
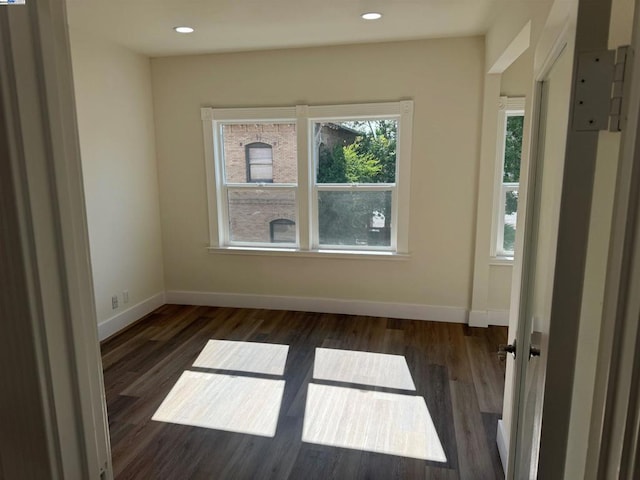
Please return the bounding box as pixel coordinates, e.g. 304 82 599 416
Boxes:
201 102 413 254
492 97 524 258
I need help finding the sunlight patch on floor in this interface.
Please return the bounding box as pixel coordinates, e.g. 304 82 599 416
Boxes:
152 371 284 437
193 339 289 375
302 383 447 462
313 348 416 391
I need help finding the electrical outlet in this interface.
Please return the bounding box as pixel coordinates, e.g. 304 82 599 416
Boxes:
123 290 129 304
111 295 119 310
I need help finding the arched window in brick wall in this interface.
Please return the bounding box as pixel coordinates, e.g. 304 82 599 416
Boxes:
270 219 295 243
245 142 273 183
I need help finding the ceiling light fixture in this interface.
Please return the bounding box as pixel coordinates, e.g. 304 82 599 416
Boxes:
361 12 382 20
174 26 195 34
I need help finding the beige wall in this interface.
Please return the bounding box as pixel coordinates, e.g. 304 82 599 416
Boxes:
151 38 485 309
486 1 553 72
70 30 165 325
488 266 513 310
469 43 533 331
501 48 534 98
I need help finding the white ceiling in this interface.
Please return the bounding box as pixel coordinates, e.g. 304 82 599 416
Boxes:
66 0 502 57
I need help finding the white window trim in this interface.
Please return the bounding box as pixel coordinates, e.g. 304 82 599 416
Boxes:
491 96 525 260
201 101 413 255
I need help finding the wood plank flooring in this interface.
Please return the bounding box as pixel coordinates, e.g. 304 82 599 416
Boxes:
102 305 507 479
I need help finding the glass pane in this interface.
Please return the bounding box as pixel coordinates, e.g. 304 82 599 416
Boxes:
221 123 296 184
318 191 392 247
314 120 397 184
270 219 296 243
503 189 518 253
503 115 524 182
228 189 296 244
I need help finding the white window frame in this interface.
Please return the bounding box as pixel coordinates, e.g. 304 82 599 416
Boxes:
491 96 525 259
203 107 299 249
201 101 414 256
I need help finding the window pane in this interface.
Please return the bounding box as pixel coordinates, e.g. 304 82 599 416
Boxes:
270 219 296 243
503 189 518 253
314 120 397 184
503 115 524 182
228 189 296 244
318 191 392 247
221 123 297 184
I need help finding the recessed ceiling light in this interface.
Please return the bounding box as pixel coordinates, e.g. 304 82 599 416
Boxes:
174 26 194 34
361 12 382 20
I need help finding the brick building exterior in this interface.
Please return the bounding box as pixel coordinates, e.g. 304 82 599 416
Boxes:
222 123 298 184
222 123 357 244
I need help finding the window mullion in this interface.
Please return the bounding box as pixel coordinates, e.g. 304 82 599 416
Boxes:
211 117 228 247
491 106 508 258
315 184 395 191
296 106 310 250
220 183 231 246
225 183 297 190
497 184 507 255
391 185 399 251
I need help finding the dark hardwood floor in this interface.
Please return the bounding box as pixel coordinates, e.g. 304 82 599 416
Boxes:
102 305 507 479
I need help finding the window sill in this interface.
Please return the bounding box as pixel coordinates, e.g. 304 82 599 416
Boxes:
207 246 411 261
490 256 515 266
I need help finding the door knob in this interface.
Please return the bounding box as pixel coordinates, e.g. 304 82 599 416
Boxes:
529 345 541 358
498 340 517 360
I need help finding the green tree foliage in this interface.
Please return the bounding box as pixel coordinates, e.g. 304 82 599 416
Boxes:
504 115 523 215
317 144 346 183
503 224 516 252
344 144 382 183
504 115 523 183
316 120 396 245
346 120 397 183
506 191 518 215
317 120 397 184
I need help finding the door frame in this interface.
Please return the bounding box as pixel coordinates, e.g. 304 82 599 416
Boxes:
586 1 640 477
506 0 630 477
536 0 618 471
0 0 112 478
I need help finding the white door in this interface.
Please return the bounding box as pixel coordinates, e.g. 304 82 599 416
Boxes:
511 40 574 478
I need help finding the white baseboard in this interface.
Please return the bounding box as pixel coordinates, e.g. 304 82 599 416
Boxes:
469 309 488 327
165 290 468 324
97 291 503 336
469 309 510 327
488 309 510 326
497 419 508 474
98 292 165 341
